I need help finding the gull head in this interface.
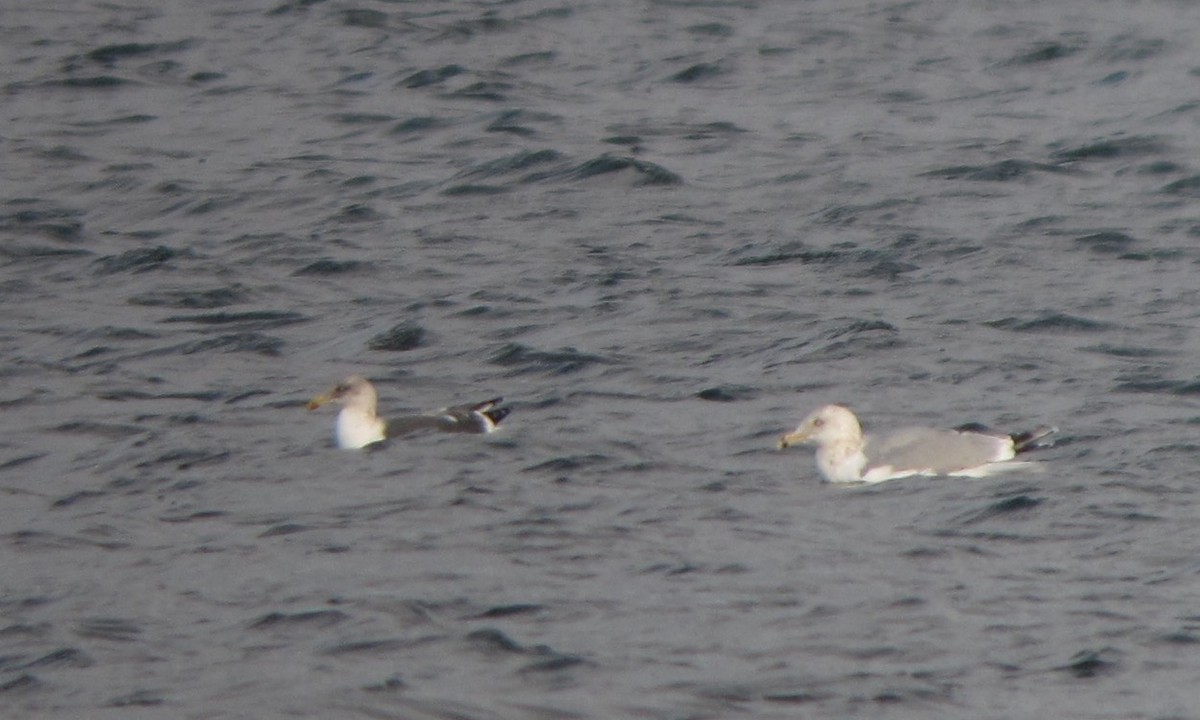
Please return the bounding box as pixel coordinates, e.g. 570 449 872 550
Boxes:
307 375 378 414
778 404 863 450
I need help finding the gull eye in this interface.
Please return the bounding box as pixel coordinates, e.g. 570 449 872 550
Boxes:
812 418 824 428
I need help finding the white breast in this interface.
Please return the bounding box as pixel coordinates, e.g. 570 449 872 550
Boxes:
336 409 385 449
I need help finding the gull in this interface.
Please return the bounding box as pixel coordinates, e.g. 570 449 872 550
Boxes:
307 375 511 450
778 404 1055 484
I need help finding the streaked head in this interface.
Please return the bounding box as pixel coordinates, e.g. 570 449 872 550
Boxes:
307 375 377 412
778 404 862 449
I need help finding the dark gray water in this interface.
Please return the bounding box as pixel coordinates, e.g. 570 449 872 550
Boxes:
4 1 1200 717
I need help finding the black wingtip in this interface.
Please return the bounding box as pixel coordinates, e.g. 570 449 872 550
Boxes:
1011 426 1058 453
483 406 511 426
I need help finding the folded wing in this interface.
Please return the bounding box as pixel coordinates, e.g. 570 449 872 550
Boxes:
864 427 1014 476
386 397 511 438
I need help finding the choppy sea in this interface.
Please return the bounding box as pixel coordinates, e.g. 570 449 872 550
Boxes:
4 1 1200 717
